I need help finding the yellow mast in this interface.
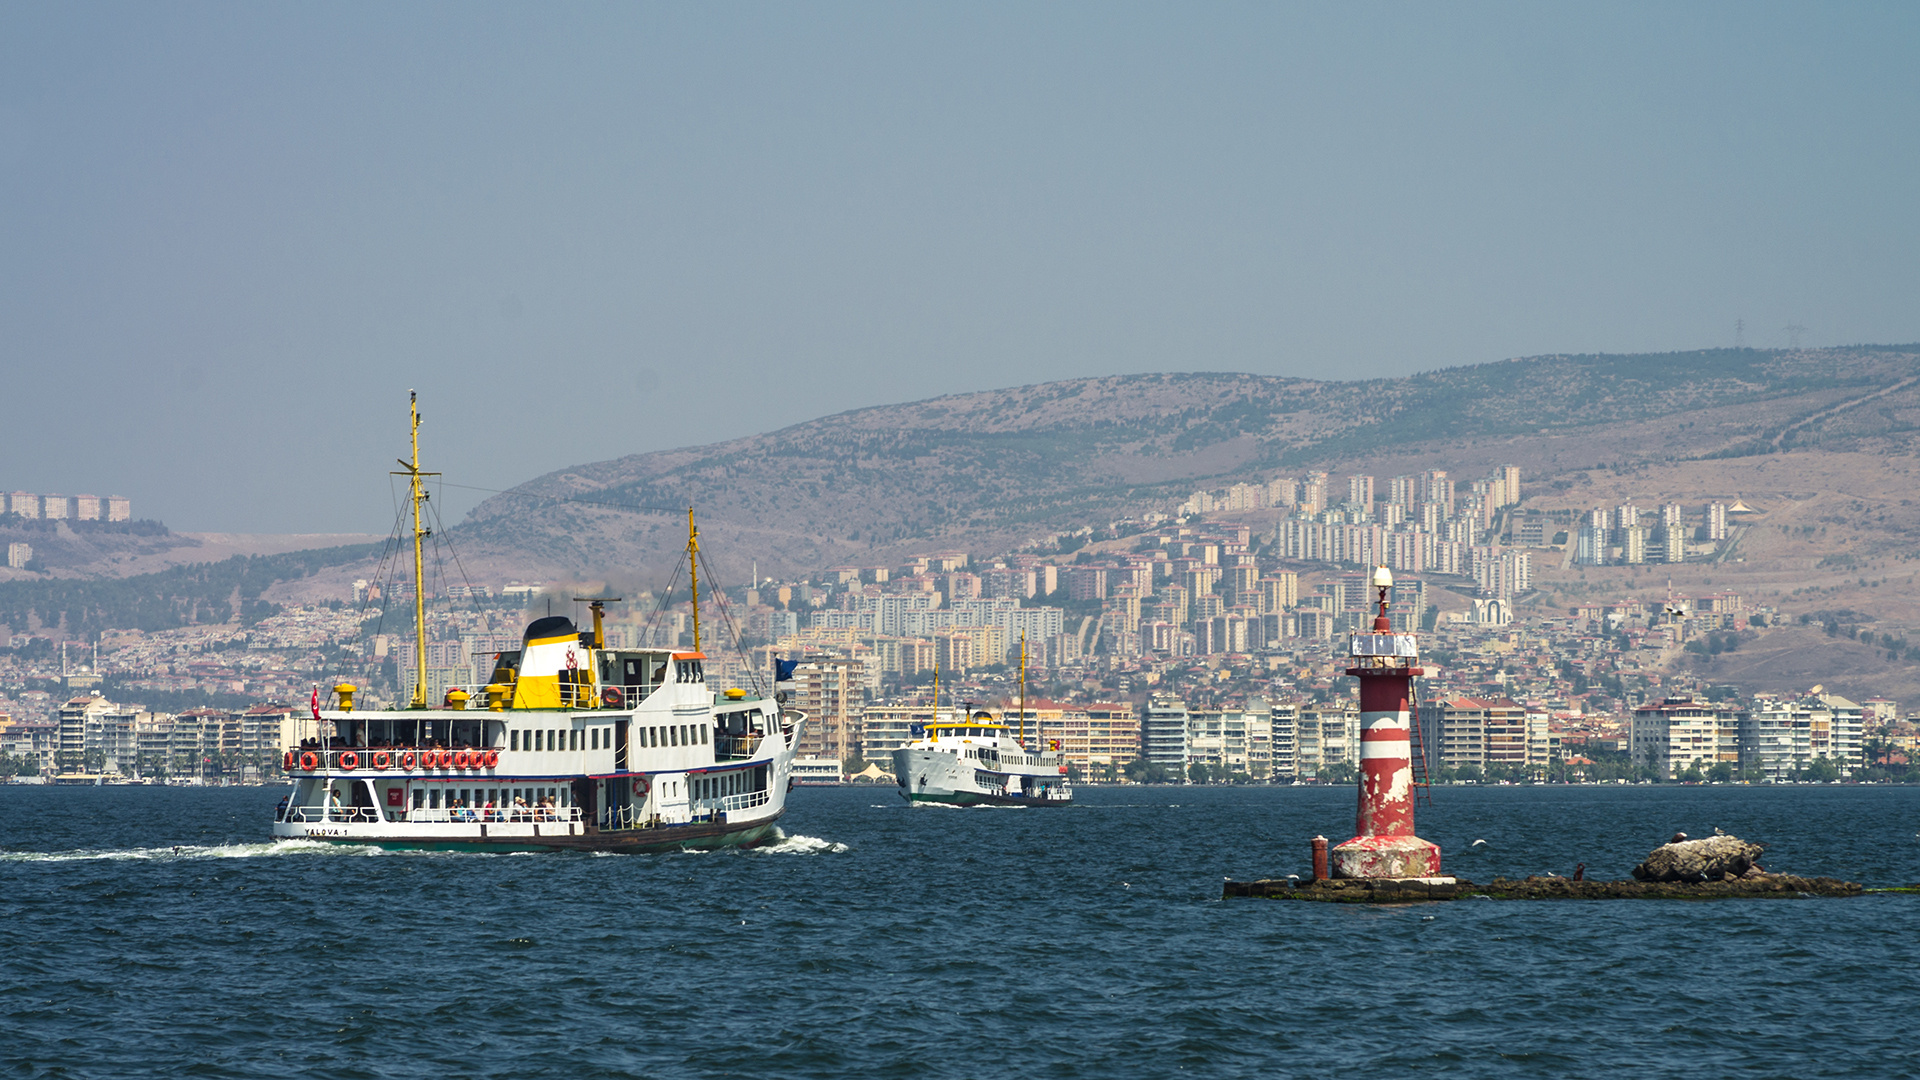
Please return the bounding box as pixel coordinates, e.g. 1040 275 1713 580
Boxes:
1019 631 1028 750
392 391 438 709
687 505 701 653
932 652 941 731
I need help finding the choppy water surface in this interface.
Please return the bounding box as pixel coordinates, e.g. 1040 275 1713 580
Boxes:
4 783 1918 1078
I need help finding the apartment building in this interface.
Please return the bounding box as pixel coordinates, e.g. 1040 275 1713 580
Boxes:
1296 702 1358 777
1268 701 1299 780
1743 694 1864 779
1630 698 1742 779
1416 696 1541 774
1143 696 1189 773
790 656 866 762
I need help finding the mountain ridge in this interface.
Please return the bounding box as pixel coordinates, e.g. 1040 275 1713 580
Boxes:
452 346 1920 580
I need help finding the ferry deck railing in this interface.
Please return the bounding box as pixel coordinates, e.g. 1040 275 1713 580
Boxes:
279 805 583 826
595 788 772 831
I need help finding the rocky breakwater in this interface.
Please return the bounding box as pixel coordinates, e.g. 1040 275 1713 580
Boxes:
1631 832 1768 883
1224 832 1869 903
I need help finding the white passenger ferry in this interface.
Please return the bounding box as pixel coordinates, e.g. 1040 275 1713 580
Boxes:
271 394 802 853
892 710 1072 807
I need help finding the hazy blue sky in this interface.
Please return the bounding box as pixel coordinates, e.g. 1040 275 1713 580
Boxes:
3 3 1916 533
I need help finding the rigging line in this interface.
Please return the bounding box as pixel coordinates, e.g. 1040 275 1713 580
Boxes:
321 503 410 700
424 484 485 613
642 550 689 649
428 472 487 607
696 547 763 696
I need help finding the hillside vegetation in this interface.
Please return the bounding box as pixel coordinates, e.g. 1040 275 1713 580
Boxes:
453 346 1920 579
0 543 382 638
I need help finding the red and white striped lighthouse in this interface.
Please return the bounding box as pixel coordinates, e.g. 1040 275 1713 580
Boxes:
1329 565 1442 880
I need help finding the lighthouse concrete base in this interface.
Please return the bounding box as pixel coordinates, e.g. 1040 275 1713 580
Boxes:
1330 834 1442 880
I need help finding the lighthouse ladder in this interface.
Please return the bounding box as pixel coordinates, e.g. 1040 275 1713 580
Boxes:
1407 678 1433 805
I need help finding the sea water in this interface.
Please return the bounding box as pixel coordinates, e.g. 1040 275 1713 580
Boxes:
3 783 1918 1078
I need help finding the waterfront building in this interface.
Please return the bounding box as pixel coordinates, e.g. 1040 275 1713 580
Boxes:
1268 701 1299 779
1143 696 1189 775
1631 698 1742 779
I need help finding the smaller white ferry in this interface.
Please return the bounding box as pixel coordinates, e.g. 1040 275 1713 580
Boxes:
892 710 1072 807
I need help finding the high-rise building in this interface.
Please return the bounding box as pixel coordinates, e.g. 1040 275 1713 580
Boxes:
1498 464 1521 508
1622 526 1647 565
1386 475 1416 510
1300 472 1329 515
1577 509 1608 566
1258 572 1298 613
1709 502 1728 541
1346 475 1374 509
790 656 866 762
1143 696 1190 775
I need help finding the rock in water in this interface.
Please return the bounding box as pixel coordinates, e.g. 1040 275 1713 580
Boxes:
1632 834 1767 882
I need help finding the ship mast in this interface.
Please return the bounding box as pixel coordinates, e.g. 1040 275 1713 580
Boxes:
1018 631 1028 750
687 505 701 652
392 391 438 709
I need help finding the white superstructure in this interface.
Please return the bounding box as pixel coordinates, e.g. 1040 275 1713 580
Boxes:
893 712 1071 807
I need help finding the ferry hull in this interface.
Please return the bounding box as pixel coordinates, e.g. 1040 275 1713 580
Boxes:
903 791 1068 808
275 811 785 854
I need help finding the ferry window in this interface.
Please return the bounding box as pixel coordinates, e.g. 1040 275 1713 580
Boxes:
571 730 580 751
699 725 708 745
670 726 680 747
429 789 441 809
510 731 519 752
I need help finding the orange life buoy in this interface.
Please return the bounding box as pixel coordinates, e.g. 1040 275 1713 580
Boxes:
400 751 416 770
632 775 650 798
434 749 450 769
602 686 624 708
339 751 358 771
299 751 318 771
372 750 391 771
283 750 295 771
453 749 471 769
485 749 500 768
